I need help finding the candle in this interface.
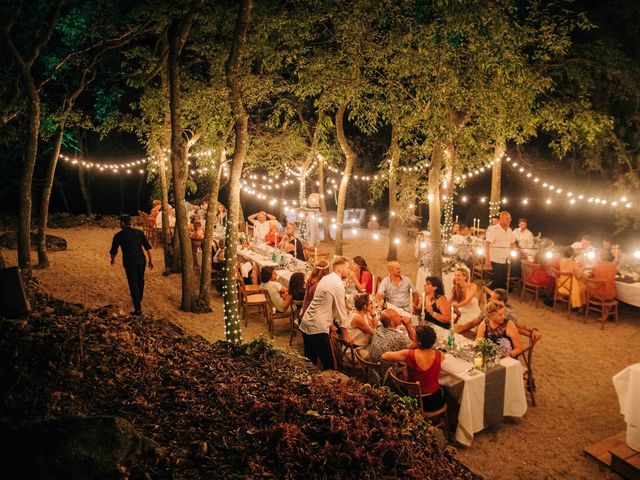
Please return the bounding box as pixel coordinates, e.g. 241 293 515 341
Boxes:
450 305 455 330
455 214 459 223
314 247 317 263
372 274 376 296
421 292 425 315
409 288 413 312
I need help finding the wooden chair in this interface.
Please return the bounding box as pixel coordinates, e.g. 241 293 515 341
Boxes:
506 260 521 293
329 330 361 372
520 260 543 307
471 253 493 289
387 368 448 431
514 327 540 406
584 278 619 329
355 347 383 386
237 278 269 327
261 287 294 339
289 299 305 345
237 265 261 295
552 268 573 318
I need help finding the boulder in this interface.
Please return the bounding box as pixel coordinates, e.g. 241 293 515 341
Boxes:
0 231 67 251
0 416 160 480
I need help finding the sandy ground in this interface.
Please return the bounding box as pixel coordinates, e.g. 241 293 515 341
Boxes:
4 226 640 479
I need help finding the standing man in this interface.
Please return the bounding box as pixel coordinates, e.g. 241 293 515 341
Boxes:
513 217 535 260
485 211 515 290
110 215 153 315
299 256 351 370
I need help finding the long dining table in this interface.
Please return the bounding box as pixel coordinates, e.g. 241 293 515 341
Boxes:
384 305 529 446
237 245 307 287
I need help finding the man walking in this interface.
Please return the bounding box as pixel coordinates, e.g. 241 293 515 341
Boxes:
110 215 153 315
299 256 351 369
485 211 515 290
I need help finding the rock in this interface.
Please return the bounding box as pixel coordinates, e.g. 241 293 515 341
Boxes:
0 416 160 480
0 231 67 252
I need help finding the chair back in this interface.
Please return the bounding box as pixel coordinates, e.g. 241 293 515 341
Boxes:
387 368 425 412
355 347 382 385
552 268 573 295
521 260 540 284
584 277 607 302
515 327 540 406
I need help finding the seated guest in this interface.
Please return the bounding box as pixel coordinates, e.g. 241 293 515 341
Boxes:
302 260 330 314
558 246 585 309
279 222 306 260
260 266 293 313
150 199 162 219
248 210 276 241
422 276 452 329
376 261 417 312
349 256 373 294
601 238 620 263
486 215 500 233
288 272 306 302
341 293 378 346
526 250 557 305
382 325 446 411
155 206 176 229
369 309 416 363
451 222 461 235
591 250 617 300
264 220 283 247
455 288 526 335
190 220 204 240
513 217 535 259
451 225 470 247
450 268 480 323
215 202 228 230
570 234 592 253
476 301 523 358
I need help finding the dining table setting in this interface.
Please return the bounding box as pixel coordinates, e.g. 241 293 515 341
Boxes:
237 242 308 287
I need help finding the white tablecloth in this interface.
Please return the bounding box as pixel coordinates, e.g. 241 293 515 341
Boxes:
613 363 640 451
616 280 640 307
237 247 305 287
432 325 528 446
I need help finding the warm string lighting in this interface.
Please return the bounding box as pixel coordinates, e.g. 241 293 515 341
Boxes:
504 157 633 209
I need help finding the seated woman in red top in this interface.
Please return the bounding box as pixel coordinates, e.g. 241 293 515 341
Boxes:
264 220 282 247
592 250 617 300
349 256 373 294
382 325 446 411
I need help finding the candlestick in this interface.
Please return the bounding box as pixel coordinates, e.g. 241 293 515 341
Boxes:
314 247 317 263
455 214 459 223
450 305 455 330
372 274 376 296
409 288 413 312
421 292 425 315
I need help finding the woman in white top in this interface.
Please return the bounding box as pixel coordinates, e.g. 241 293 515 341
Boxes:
450 267 480 323
341 293 378 346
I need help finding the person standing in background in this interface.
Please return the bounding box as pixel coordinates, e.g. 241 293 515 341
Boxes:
110 215 153 315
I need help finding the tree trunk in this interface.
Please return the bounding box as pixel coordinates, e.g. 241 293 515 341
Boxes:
168 21 196 312
37 119 65 268
387 124 400 260
15 83 41 273
0 248 6 269
442 144 456 244
428 141 445 280
198 145 226 308
77 132 93 214
55 178 70 212
158 31 173 272
334 99 356 256
489 142 504 219
317 155 332 241
136 173 145 211
223 0 253 344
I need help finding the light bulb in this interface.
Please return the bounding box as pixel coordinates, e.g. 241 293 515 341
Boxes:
545 251 553 260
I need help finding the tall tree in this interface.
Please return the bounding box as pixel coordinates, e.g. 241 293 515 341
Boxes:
1 0 63 273
223 0 253 344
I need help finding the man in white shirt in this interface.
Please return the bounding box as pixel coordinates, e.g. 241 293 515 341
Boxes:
513 217 535 260
376 261 418 312
299 256 351 369
570 234 592 253
485 211 515 290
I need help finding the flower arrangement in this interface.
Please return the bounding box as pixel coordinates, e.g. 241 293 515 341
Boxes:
476 338 497 369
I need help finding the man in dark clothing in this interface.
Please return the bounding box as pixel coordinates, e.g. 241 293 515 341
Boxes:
110 215 153 315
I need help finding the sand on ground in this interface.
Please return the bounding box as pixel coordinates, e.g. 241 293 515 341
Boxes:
4 226 640 480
